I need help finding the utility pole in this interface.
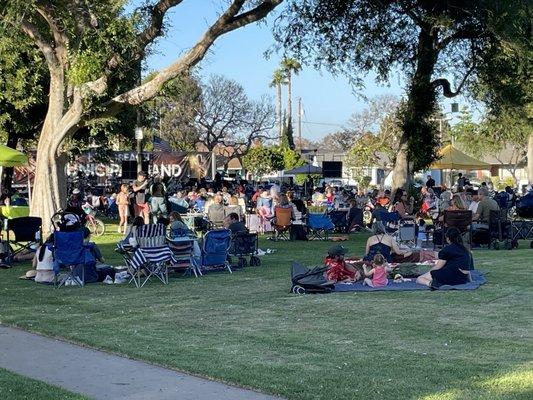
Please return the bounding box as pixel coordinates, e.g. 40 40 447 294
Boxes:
211 148 217 180
297 97 302 150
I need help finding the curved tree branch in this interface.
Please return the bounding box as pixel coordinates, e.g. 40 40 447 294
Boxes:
101 0 282 115
35 2 69 66
432 62 476 98
137 0 185 51
19 19 59 69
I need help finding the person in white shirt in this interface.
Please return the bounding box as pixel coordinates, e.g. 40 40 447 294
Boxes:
468 190 479 214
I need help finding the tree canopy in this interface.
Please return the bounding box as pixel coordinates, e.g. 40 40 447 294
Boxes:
0 0 282 224
274 0 528 187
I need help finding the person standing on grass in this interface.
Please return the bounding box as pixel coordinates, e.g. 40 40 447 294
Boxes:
116 184 130 234
416 227 472 288
150 176 167 223
132 171 150 224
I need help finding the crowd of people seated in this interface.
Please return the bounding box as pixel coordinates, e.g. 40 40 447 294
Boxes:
64 170 531 244
11 167 532 290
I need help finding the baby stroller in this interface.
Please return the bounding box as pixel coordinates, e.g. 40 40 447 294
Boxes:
229 231 260 268
291 262 334 294
51 209 84 232
489 209 516 250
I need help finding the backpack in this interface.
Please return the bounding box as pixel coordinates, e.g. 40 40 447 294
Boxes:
494 192 510 209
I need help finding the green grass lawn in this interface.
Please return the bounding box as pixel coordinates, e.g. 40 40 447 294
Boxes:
0 368 88 400
0 224 532 400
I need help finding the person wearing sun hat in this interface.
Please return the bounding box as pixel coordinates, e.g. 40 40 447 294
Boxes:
324 244 361 283
68 188 83 209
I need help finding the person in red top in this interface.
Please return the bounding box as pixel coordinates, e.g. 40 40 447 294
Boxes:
325 187 335 204
324 245 360 283
376 189 391 207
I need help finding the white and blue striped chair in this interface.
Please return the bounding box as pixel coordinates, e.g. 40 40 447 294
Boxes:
130 224 176 287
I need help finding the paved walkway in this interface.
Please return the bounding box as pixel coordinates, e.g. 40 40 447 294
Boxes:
0 325 281 400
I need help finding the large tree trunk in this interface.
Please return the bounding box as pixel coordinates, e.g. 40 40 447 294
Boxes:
22 0 283 232
30 70 82 233
392 28 439 190
392 140 410 189
527 133 533 185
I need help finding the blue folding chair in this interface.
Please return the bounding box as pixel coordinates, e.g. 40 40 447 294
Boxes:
374 209 401 233
307 213 335 241
53 230 87 288
200 229 232 273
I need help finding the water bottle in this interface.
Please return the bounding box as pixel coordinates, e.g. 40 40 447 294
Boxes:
35 230 41 242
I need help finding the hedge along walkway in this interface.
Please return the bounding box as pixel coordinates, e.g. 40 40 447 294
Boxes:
0 325 281 400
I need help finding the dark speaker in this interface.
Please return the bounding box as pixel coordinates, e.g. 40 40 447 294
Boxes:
322 161 342 178
121 161 149 180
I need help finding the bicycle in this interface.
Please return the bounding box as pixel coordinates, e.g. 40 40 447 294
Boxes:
82 203 106 237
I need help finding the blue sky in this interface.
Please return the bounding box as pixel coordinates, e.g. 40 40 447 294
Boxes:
141 1 470 140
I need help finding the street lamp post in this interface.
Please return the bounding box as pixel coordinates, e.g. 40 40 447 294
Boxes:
135 127 143 174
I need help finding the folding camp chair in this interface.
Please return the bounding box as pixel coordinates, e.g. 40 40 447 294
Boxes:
374 210 401 234
53 230 87 288
329 210 348 233
443 210 473 249
129 224 176 287
167 237 202 277
271 207 292 241
6 217 42 262
306 213 334 241
200 229 232 273
396 219 417 247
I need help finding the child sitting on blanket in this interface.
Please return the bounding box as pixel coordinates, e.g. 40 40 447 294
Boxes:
325 245 361 283
363 254 392 287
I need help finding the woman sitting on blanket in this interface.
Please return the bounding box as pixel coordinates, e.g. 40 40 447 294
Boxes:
416 227 473 288
325 245 361 283
363 223 436 264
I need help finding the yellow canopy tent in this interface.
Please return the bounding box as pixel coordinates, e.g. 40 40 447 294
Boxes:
430 144 490 170
0 144 28 167
0 145 31 210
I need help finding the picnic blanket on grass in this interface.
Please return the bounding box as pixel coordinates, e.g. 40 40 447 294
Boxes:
334 270 486 292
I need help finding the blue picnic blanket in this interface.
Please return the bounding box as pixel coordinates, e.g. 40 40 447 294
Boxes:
334 270 486 292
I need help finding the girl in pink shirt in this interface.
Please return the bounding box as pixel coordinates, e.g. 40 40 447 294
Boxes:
363 254 392 287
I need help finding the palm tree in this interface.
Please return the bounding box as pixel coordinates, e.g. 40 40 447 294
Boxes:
281 58 302 127
269 68 287 143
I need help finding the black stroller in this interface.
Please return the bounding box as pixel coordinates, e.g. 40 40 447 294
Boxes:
290 262 335 294
489 209 516 250
229 231 261 268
